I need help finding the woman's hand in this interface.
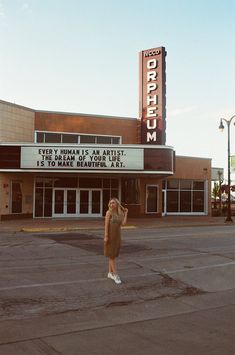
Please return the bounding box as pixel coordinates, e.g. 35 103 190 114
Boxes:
124 208 128 214
104 235 108 243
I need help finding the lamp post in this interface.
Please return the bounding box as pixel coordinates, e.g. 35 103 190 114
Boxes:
219 115 235 222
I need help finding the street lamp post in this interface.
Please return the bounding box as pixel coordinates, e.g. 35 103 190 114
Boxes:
219 115 235 222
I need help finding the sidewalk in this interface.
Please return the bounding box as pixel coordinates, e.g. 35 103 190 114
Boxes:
0 216 230 233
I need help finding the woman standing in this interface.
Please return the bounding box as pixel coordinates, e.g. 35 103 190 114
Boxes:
104 198 128 284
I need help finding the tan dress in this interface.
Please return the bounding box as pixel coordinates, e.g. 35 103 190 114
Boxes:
104 213 123 258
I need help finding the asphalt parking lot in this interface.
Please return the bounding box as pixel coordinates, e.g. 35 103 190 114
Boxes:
0 220 235 354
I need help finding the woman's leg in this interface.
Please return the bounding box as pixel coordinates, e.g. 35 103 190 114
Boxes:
109 258 117 274
108 258 112 273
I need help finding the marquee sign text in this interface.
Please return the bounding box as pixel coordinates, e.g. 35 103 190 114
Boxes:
20 146 144 170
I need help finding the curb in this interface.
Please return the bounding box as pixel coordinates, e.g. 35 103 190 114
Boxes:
20 225 137 233
18 223 229 233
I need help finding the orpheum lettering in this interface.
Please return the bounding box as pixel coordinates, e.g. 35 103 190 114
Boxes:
146 57 159 142
139 46 166 145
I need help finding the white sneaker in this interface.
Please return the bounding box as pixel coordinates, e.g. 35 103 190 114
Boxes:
107 272 115 280
113 274 122 284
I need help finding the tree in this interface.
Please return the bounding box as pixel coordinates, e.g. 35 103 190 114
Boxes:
212 182 220 208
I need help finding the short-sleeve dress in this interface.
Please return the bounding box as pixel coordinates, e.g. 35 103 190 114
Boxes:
104 213 123 258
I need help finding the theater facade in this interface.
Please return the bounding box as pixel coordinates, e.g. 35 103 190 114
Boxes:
0 47 211 220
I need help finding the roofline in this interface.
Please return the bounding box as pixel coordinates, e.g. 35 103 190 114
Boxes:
0 99 137 120
0 99 34 112
176 155 212 161
35 109 137 120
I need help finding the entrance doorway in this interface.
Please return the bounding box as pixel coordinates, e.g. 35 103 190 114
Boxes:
53 188 77 217
79 189 102 217
52 188 102 217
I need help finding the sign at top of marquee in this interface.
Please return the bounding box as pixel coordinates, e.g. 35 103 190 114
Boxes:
139 46 166 146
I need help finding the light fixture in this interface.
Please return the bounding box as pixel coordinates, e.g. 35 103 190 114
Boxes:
219 119 224 131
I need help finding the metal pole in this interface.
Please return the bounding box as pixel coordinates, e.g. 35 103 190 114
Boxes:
218 170 222 216
226 121 232 222
220 115 235 222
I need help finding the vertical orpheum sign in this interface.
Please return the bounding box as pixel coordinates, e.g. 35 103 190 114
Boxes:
139 46 166 145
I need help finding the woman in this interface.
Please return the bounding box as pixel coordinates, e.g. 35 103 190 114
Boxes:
104 198 128 284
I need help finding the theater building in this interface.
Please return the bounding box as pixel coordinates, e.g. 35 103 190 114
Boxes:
0 47 211 220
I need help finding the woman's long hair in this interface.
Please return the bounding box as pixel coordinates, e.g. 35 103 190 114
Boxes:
108 198 125 216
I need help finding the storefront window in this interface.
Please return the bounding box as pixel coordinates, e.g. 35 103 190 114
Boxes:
180 180 192 189
180 191 191 212
111 179 119 188
97 136 112 144
80 135 96 143
103 179 110 188
103 190 111 216
111 189 119 198
44 189 53 217
35 131 121 145
54 177 78 187
193 191 204 212
62 134 78 143
165 179 205 214
121 178 140 204
11 181 22 213
112 137 120 144
44 179 53 188
45 133 61 143
167 191 179 212
36 132 44 143
167 180 179 189
35 189 43 217
193 181 205 190
35 179 44 187
79 178 102 188
102 179 119 216
34 177 120 218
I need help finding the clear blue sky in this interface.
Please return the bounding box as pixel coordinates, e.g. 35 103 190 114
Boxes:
0 0 235 181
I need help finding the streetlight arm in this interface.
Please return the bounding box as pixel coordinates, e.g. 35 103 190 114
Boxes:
220 115 235 126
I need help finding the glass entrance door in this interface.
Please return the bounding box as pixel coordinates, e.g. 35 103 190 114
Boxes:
53 188 102 217
53 189 77 217
79 189 102 217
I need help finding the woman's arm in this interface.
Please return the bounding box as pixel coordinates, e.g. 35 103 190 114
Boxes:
104 210 111 243
122 208 128 226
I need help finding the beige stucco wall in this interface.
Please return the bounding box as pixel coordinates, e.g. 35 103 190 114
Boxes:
0 173 34 216
0 100 35 143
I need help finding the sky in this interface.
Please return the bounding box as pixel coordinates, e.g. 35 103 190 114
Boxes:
0 0 235 181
